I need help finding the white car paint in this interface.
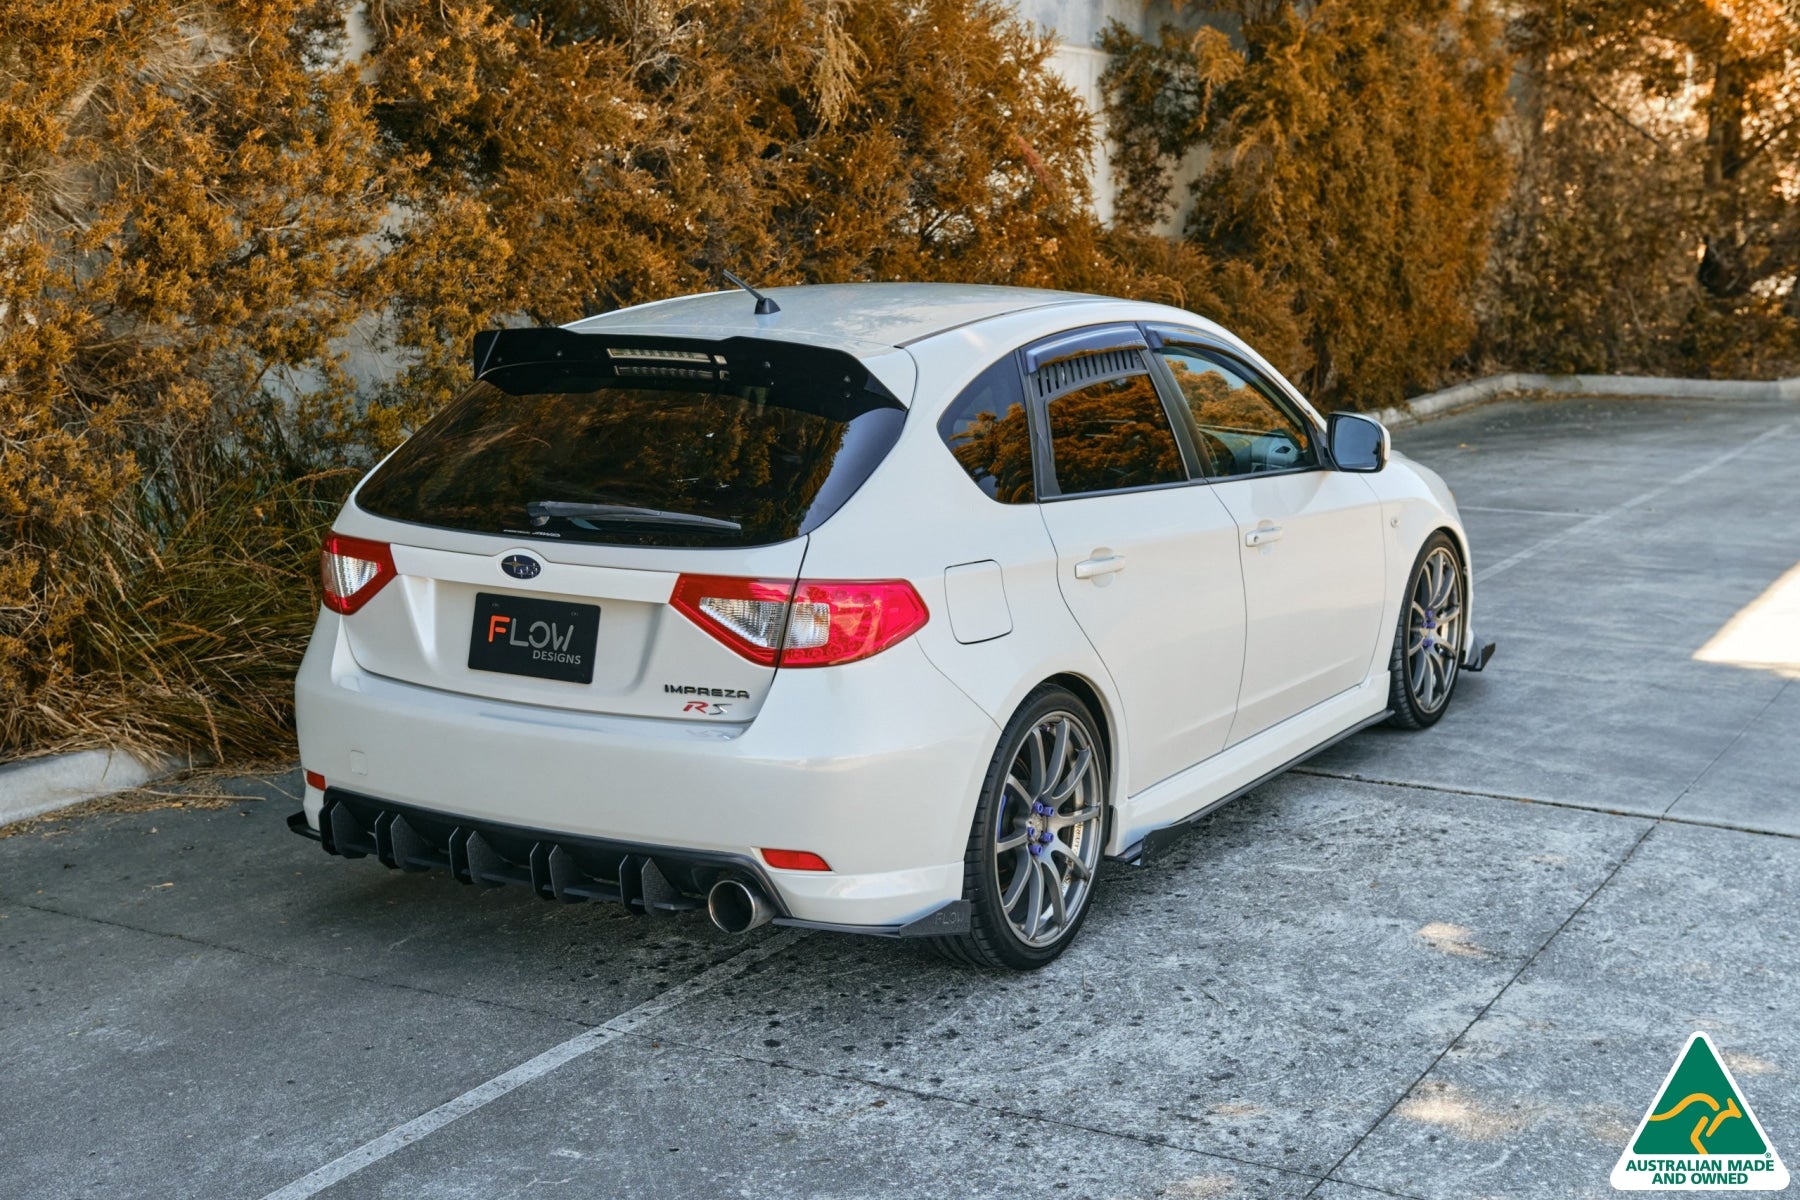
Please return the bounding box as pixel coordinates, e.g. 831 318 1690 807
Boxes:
294 282 1481 935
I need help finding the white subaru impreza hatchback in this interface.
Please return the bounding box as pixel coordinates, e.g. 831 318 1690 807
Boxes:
291 282 1492 968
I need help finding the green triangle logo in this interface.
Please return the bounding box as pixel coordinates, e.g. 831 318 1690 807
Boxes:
1612 1033 1789 1190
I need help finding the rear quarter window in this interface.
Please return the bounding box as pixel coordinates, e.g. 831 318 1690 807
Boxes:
936 357 1034 503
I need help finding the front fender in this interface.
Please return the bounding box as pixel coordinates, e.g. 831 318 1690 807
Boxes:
1366 453 1481 665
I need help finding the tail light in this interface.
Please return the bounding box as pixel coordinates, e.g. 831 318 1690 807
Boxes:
670 575 928 668
320 533 397 615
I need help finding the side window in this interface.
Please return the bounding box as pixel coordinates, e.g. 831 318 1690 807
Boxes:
1042 362 1187 496
938 357 1035 503
1155 347 1319 477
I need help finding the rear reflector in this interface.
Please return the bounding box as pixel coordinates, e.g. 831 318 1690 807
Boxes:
304 770 326 791
320 533 397 615
761 848 831 871
670 575 928 668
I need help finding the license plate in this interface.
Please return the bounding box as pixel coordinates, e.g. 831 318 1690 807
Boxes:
468 592 600 684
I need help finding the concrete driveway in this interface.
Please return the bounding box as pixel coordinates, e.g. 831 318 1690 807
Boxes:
3 392 1796 1200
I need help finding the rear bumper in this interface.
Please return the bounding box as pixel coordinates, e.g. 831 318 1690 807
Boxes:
293 611 996 928
287 792 971 936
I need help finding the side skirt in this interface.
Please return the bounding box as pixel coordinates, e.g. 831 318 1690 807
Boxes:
1108 709 1392 867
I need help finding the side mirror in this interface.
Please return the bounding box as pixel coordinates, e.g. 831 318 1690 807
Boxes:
1328 412 1389 473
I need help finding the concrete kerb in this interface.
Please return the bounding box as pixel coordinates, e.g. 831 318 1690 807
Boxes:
0 748 179 827
2 369 1796 826
1376 370 1800 428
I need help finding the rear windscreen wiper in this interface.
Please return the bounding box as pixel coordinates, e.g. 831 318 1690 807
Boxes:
526 501 742 532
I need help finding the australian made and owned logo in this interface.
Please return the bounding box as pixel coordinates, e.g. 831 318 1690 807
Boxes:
1612 1032 1789 1191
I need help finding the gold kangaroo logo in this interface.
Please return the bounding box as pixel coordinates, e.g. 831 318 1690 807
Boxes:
1648 1091 1745 1154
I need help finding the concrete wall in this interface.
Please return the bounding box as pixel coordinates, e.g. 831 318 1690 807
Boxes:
1023 0 1207 234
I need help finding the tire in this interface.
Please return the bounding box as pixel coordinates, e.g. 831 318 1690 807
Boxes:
932 685 1108 970
1385 531 1466 730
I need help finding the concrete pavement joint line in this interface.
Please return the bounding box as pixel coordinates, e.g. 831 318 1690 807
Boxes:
1288 769 1800 842
1658 677 1792 821
628 1028 1359 1191
1472 420 1795 583
1299 681 1793 1195
1304 818 1660 1198
1307 1181 1430 1200
257 928 808 1200
1455 504 1593 518
1 897 613 1030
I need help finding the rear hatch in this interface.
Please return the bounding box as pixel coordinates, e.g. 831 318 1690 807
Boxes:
339 330 907 722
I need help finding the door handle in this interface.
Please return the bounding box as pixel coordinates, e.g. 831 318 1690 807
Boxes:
1073 554 1127 580
1244 525 1284 547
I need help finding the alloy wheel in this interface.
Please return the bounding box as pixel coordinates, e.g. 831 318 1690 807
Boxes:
991 710 1104 948
1405 546 1463 715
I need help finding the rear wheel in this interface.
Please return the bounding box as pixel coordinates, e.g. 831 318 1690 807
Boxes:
1386 532 1465 730
933 686 1107 970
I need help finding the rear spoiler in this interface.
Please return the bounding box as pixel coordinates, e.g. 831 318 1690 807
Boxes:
469 327 900 404
472 327 595 376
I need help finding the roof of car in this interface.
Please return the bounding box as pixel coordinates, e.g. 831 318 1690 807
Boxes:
566 282 1111 351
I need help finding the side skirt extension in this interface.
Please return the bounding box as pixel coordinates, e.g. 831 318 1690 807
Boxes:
1109 709 1393 867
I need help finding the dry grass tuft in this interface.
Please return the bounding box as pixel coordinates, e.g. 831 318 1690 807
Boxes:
2 461 352 766
0 761 298 840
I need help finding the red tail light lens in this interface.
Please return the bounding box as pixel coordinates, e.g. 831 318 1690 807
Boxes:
761 848 831 871
670 575 928 668
320 533 397 615
781 580 930 667
303 770 327 791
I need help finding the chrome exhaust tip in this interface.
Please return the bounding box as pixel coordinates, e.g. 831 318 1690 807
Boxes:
707 877 773 934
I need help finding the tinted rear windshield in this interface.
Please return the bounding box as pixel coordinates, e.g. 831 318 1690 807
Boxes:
355 336 906 548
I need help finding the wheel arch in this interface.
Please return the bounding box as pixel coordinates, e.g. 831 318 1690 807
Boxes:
1040 672 1114 779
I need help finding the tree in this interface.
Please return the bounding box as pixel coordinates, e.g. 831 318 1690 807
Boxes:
1101 0 1513 407
355 0 1123 447
1485 0 1800 375
0 0 387 755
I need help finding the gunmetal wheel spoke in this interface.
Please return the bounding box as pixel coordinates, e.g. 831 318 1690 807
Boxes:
1045 719 1070 794
1026 726 1047 795
1044 861 1068 929
1001 850 1031 908
1049 803 1100 830
997 828 1030 853
1048 748 1092 803
1023 864 1044 939
1046 838 1092 881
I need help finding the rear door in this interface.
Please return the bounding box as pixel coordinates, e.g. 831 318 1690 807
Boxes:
1027 326 1248 793
1146 334 1387 744
341 333 907 722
